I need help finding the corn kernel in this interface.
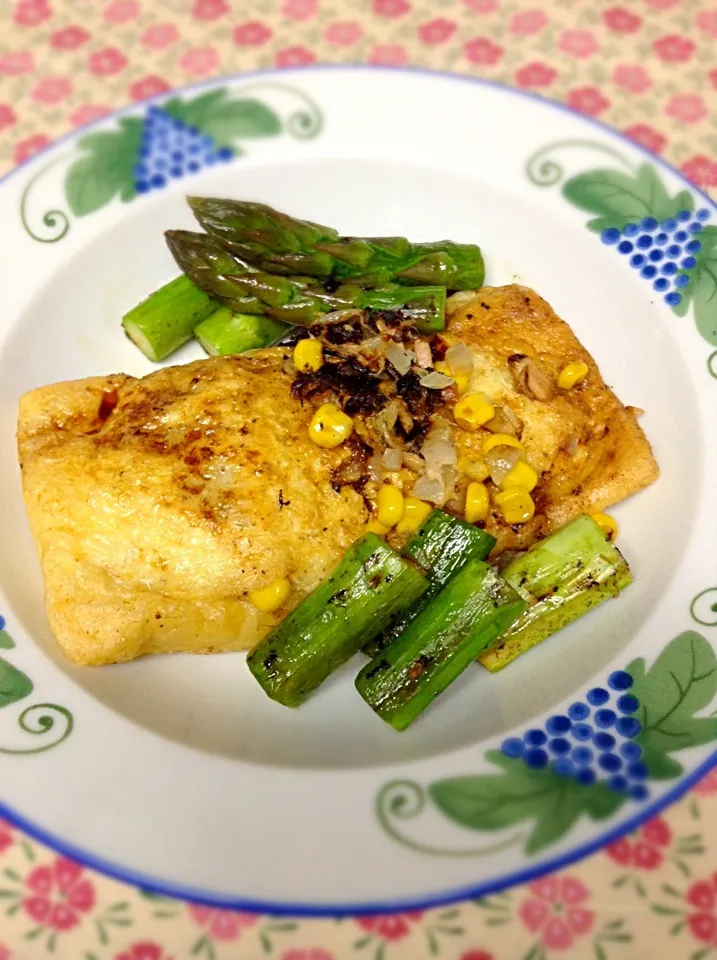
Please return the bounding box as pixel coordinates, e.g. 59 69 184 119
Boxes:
377 484 405 528
591 512 618 540
308 403 353 449
434 360 450 376
293 338 324 372
249 577 291 613
453 372 470 395
396 497 432 535
494 486 535 524
367 518 390 536
454 394 495 431
458 455 491 482
465 482 489 523
557 361 589 390
481 433 522 455
500 460 538 493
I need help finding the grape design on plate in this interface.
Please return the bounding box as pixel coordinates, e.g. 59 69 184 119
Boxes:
501 670 650 800
600 209 711 309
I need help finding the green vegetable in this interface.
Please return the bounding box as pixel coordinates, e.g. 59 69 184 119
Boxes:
166 230 446 331
247 534 429 708
195 308 291 356
121 275 216 362
479 515 633 673
188 197 485 289
363 509 496 658
356 559 525 731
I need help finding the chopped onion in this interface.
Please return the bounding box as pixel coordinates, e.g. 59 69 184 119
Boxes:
414 340 433 368
367 455 385 482
321 308 365 325
382 447 403 471
385 343 413 376
445 342 473 376
508 355 554 402
485 445 521 486
564 435 579 457
412 471 445 504
485 403 523 438
419 371 454 390
422 436 457 469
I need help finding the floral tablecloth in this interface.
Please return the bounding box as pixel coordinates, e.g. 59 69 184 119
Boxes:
1 1 716 957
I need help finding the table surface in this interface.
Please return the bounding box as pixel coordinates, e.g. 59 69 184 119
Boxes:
1 1 716 957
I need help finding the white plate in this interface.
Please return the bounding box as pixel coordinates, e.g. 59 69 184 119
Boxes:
0 66 716 915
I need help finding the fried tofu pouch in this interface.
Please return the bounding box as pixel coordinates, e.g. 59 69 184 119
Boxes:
17 352 369 665
17 284 658 666
445 285 659 552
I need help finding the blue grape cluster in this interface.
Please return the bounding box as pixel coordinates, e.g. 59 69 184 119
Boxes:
501 670 649 801
601 208 711 308
133 106 233 195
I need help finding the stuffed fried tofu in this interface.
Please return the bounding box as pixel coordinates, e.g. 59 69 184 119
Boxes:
17 284 658 666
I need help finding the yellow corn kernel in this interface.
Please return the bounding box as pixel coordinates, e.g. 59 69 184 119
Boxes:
591 512 618 540
458 455 491 482
500 460 538 493
249 577 291 613
293 338 324 372
453 393 495 431
453 372 470 395
465 482 489 524
557 361 589 390
367 518 390 536
494 486 535 525
481 433 522 455
434 360 450 376
308 403 353 449
377 484 405 528
396 497 432 535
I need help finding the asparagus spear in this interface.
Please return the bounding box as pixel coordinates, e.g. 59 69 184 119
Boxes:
356 559 525 731
121 275 217 362
166 230 447 331
479 515 633 673
247 534 429 708
362 509 496 657
195 308 291 356
188 197 485 289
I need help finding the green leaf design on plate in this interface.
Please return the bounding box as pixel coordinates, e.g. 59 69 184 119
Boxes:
65 117 143 217
628 630 717 780
428 751 624 855
562 163 694 233
0 630 14 650
671 226 717 345
162 90 281 148
0 658 33 709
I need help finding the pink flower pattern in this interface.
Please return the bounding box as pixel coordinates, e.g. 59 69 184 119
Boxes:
324 21 363 46
566 86 610 116
515 61 557 88
695 9 717 38
509 10 548 35
0 105 16 132
129 74 171 101
31 76 72 105
188 904 257 941
558 29 598 59
14 133 50 164
70 104 111 127
356 911 424 941
192 0 229 20
366 44 407 66
607 816 673 868
654 34 696 62
0 51 35 75
178 46 220 76
281 952 334 960
0 820 13 855
613 64 652 94
603 7 642 33
115 943 174 960
22 857 95 932
141 23 179 49
282 0 317 21
234 21 273 46
50 26 90 50
417 18 457 45
681 156 717 189
463 0 499 12
624 123 667 154
519 875 594 950
686 873 717 947
275 45 316 67
104 0 139 24
665 93 708 124
88 47 128 76
14 0 52 28
464 36 504 65
373 0 410 17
